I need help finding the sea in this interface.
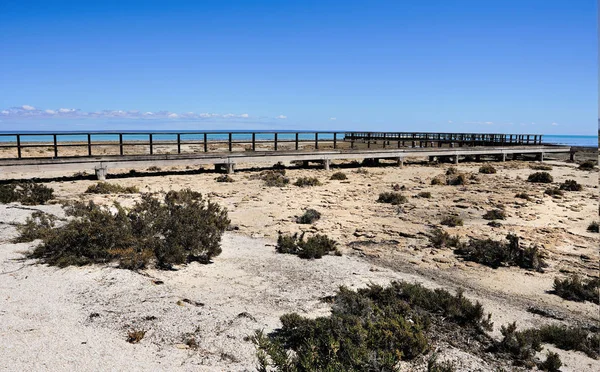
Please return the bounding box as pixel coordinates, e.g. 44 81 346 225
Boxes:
0 131 597 147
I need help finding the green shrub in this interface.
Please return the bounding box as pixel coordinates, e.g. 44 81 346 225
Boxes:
535 324 600 359
330 172 347 180
544 188 564 198
496 322 542 367
530 164 553 171
515 193 531 201
559 179 582 191
13 211 58 243
528 172 553 183
427 354 456 372
26 189 229 269
377 192 407 205
431 175 446 185
0 182 54 205
293 177 321 187
215 175 234 183
553 275 599 304
483 209 506 220
588 221 599 233
253 281 491 371
260 170 290 187
418 191 432 198
487 221 502 227
85 182 139 194
539 352 562 372
276 232 338 259
440 215 464 227
430 228 462 248
454 234 546 271
296 209 321 224
479 164 497 174
446 167 458 175
578 160 596 170
447 173 467 186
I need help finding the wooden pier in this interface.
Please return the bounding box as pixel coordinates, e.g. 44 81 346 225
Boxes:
0 131 571 180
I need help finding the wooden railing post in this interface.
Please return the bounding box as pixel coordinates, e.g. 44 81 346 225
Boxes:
119 133 124 156
274 133 278 151
16 134 21 159
228 133 232 152
252 133 256 151
204 133 208 152
87 134 92 156
295 133 299 150
149 134 153 155
53 134 58 158
315 133 319 149
177 133 181 154
333 133 337 149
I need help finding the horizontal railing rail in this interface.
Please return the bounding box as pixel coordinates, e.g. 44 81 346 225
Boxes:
0 131 544 160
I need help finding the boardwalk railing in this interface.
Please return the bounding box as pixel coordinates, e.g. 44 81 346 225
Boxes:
0 131 544 160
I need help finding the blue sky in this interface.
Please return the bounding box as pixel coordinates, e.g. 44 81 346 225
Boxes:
0 0 597 134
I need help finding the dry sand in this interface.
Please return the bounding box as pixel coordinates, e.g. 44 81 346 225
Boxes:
0 153 598 371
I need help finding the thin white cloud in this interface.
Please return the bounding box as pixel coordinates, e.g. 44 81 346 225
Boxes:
0 105 258 121
329 117 337 121
551 122 558 126
276 115 287 119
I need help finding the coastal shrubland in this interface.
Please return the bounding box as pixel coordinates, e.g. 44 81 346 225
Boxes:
479 164 497 174
276 232 338 259
528 172 553 183
293 176 321 187
552 274 599 304
22 189 229 269
329 171 347 180
259 170 290 187
377 192 407 205
483 209 506 220
559 179 583 191
588 221 599 232
578 160 596 170
215 174 234 182
296 209 321 224
0 182 54 205
440 215 463 227
85 182 139 194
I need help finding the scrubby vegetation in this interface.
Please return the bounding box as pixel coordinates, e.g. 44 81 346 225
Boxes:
417 191 432 198
14 211 58 243
23 189 229 269
482 209 506 220
588 221 599 233
276 232 338 259
253 281 492 371
539 352 562 372
515 193 531 201
431 172 468 186
559 179 582 191
454 234 546 271
552 274 599 304
259 170 290 187
293 177 322 187
478 164 497 174
85 182 139 194
215 175 234 183
330 171 348 180
527 172 553 183
578 160 596 170
0 182 54 205
296 209 321 224
429 228 462 248
544 188 564 198
530 164 553 171
377 192 407 205
440 215 463 227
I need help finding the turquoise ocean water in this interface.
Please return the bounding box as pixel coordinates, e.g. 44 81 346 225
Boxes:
0 131 597 147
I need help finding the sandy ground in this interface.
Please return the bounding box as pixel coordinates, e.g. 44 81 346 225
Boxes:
0 153 598 371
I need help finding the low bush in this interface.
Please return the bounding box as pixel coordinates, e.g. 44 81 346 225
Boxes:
552 274 599 304
293 177 321 187
296 209 321 224
430 228 462 248
487 221 502 227
431 175 446 185
479 164 497 174
515 193 531 201
483 209 506 220
578 160 596 170
454 234 546 271
127 330 146 343
588 221 599 233
528 172 553 183
276 232 338 259
559 179 582 191
0 182 54 205
418 191 432 198
215 175 234 183
147 166 161 172
496 322 542 367
534 324 600 359
253 281 491 371
427 355 456 372
377 192 407 205
272 161 286 170
440 215 464 227
25 189 229 269
447 173 467 186
530 164 553 171
544 188 564 198
330 172 347 180
85 182 139 194
539 352 562 372
14 211 58 243
260 170 290 187
446 167 458 175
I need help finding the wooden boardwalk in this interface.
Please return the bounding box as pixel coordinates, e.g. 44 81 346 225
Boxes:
0 131 572 180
